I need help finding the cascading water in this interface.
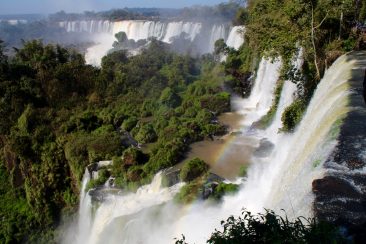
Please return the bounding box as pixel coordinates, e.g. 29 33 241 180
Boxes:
207 24 227 53
84 34 116 66
59 20 113 33
265 54 356 218
77 169 92 244
65 53 361 243
234 57 282 126
226 26 245 50
265 49 303 138
74 172 184 244
59 20 241 65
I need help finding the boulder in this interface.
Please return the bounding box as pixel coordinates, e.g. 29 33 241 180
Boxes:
312 176 362 200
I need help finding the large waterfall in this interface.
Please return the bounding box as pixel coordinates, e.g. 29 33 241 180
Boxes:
64 52 364 243
59 20 245 65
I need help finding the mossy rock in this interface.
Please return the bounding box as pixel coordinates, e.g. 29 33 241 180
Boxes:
180 158 209 182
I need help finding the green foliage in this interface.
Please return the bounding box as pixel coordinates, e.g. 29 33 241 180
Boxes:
176 210 344 244
121 117 138 131
180 158 209 182
199 92 231 114
0 38 230 241
0 165 36 243
281 99 307 132
65 130 123 183
174 179 203 204
122 147 148 167
135 123 157 144
239 165 249 177
210 182 239 201
115 31 128 43
360 1 366 22
214 39 229 56
86 168 110 191
159 87 181 108
224 41 258 98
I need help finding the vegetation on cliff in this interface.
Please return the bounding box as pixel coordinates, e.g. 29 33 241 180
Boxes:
222 0 365 131
0 39 229 242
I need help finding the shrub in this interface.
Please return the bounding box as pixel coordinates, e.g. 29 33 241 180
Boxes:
239 165 249 177
86 168 110 191
174 179 203 204
211 182 239 200
159 87 181 108
176 210 344 244
135 123 157 144
121 117 138 131
122 147 148 167
180 158 209 182
281 99 306 132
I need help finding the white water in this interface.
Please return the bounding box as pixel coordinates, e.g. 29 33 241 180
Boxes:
234 57 282 126
59 20 245 65
264 54 353 216
226 26 245 50
73 172 184 244
77 169 92 244
85 34 116 66
265 49 303 138
59 20 113 33
68 53 355 244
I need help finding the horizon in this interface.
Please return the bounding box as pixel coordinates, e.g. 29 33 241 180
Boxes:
0 0 228 15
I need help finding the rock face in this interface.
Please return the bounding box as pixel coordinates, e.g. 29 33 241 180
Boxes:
253 139 274 158
312 52 366 237
163 168 181 187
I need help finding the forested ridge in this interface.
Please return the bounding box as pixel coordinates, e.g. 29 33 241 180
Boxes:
0 39 230 242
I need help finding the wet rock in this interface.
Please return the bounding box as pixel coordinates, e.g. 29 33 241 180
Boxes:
230 131 243 136
347 158 365 170
201 182 219 200
89 187 107 202
87 163 98 175
206 173 225 183
120 130 139 147
314 54 366 230
163 168 180 187
312 176 362 199
127 168 144 182
253 139 274 158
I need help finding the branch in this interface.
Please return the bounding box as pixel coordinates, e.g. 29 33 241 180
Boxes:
314 12 329 29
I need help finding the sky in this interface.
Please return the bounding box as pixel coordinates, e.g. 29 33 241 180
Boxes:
0 0 228 15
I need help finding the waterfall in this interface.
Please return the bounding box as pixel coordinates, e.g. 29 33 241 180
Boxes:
84 33 116 66
59 20 113 33
67 46 360 244
234 57 282 126
74 172 184 244
59 20 233 65
77 169 92 244
264 53 354 217
265 49 303 138
226 26 245 50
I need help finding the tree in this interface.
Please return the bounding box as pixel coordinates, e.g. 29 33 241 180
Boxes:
159 87 181 108
180 158 209 182
0 39 6 63
176 210 344 244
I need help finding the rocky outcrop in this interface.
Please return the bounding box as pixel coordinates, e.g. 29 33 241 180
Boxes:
312 52 366 239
